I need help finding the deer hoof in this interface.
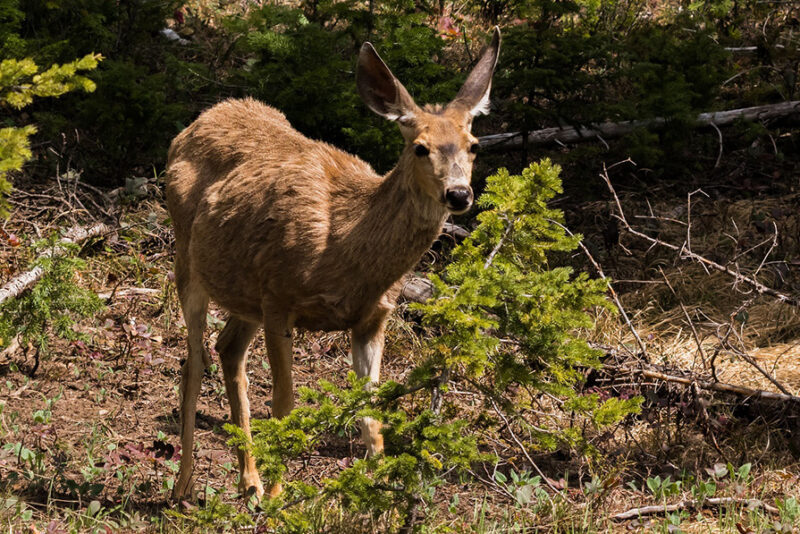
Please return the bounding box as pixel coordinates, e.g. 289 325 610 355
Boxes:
172 475 194 502
238 476 264 500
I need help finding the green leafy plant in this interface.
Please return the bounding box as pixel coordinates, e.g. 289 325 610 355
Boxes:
493 469 547 507
690 479 717 502
412 160 641 449
646 475 682 500
775 497 800 532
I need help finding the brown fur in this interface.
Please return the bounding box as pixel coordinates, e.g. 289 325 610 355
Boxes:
166 29 500 499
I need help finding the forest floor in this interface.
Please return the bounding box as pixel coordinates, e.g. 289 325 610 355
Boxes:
2 140 800 532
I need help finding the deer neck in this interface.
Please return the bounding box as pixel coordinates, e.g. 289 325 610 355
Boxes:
346 152 448 283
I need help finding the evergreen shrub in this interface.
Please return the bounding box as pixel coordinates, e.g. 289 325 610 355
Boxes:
218 160 641 532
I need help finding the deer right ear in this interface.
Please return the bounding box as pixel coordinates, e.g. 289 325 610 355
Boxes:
357 43 418 123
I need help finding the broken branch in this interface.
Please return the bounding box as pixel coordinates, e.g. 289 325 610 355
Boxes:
612 497 779 521
0 222 113 307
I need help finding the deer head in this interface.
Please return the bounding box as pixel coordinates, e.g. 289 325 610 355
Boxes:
357 27 501 214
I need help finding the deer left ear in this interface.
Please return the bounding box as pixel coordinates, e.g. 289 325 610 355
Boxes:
449 27 501 117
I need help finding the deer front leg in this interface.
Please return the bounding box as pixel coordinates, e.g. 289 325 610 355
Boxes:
217 316 261 499
351 304 391 456
263 309 295 497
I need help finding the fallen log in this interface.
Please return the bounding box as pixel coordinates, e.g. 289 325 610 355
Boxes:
441 222 469 240
400 275 434 303
479 100 800 150
0 222 113 307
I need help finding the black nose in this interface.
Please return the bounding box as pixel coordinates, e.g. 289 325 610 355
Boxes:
445 187 472 211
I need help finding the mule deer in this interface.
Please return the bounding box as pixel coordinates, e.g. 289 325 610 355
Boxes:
166 28 501 500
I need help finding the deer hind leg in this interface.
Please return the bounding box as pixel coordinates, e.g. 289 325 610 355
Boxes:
173 262 210 500
216 316 262 498
262 310 295 497
351 306 391 456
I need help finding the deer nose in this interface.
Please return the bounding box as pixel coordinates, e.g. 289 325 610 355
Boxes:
445 187 473 212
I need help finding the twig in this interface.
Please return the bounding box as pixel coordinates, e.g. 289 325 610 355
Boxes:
96 287 161 300
710 121 724 168
658 268 707 372
718 326 792 396
429 367 451 415
635 368 800 404
484 217 513 270
612 497 779 521
551 219 647 359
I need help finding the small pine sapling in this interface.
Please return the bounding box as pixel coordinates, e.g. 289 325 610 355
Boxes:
413 160 642 452
0 237 104 364
224 160 641 532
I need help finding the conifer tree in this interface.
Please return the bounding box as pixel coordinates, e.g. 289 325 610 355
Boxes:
0 53 100 215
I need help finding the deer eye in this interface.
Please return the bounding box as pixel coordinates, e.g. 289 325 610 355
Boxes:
470 143 480 154
414 144 430 157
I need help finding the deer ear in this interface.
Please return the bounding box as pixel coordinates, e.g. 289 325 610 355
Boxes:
450 27 501 117
357 43 418 122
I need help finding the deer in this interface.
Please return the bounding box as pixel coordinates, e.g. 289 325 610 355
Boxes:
165 27 501 500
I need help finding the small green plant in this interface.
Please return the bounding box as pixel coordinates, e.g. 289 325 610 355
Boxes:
1 441 47 483
690 478 716 502
646 475 682 500
664 509 687 533
728 462 752 484
0 236 104 359
493 469 547 507
775 497 800 532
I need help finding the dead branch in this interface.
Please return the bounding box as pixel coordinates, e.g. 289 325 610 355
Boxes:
632 367 800 404
600 166 800 308
0 222 113 307
612 497 779 521
551 219 648 359
490 398 572 499
96 287 161 300
479 101 800 150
